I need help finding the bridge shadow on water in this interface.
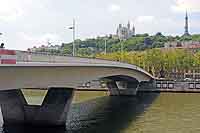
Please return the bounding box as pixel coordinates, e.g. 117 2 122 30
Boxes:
2 92 159 133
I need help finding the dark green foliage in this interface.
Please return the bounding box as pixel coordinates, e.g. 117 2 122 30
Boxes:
191 34 200 41
34 34 200 56
61 34 200 56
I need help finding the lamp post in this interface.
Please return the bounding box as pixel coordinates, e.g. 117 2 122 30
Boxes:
0 33 4 48
120 39 124 62
104 38 107 54
69 19 76 56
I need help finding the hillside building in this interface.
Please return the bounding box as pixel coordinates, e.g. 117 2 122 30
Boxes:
116 21 135 40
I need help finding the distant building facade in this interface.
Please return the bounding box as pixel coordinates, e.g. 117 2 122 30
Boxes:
29 45 60 52
164 41 200 49
116 21 135 40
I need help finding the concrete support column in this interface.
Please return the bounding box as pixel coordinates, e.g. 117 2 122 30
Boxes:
107 81 139 96
24 88 74 126
0 90 27 126
107 81 120 96
119 82 139 96
0 88 74 127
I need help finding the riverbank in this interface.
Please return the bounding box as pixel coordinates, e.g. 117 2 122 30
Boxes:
139 89 200 93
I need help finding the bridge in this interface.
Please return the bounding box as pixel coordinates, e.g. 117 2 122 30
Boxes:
0 50 154 127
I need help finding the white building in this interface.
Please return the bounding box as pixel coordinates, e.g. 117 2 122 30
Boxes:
116 21 135 40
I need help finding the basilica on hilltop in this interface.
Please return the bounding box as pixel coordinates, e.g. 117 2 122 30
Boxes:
116 21 135 40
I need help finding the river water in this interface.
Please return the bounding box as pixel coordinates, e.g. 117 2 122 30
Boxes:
2 91 200 133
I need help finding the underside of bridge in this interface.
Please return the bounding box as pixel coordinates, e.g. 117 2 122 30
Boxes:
0 75 141 127
0 88 74 127
0 76 148 127
0 64 153 127
102 75 140 96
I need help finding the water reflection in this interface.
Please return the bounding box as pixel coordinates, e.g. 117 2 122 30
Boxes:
66 93 159 133
3 125 66 133
2 93 159 133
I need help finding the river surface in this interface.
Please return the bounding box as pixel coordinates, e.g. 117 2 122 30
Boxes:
2 91 200 133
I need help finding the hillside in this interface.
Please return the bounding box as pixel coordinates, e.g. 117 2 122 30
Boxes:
60 33 200 56
33 33 200 57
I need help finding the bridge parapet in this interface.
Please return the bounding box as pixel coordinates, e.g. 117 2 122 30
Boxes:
15 50 154 80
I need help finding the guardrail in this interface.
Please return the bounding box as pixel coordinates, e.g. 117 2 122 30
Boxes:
15 50 154 79
16 50 138 66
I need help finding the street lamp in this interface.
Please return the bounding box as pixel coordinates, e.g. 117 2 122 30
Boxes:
69 19 76 56
0 33 4 48
120 39 124 62
104 38 107 54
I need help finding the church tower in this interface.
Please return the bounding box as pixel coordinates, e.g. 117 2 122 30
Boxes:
127 21 131 30
184 11 190 36
132 24 135 36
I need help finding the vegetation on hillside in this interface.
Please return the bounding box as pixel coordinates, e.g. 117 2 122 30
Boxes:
96 48 200 78
60 33 200 57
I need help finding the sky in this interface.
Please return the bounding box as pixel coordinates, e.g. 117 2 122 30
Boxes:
0 0 200 50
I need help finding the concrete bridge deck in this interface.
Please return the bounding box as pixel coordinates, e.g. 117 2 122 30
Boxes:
0 51 154 127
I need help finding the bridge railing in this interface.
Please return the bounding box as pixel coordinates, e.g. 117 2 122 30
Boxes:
15 50 154 79
16 50 130 65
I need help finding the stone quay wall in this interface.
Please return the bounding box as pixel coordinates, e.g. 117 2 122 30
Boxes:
139 80 200 92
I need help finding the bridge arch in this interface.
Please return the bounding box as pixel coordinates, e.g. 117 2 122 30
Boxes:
101 75 140 96
0 56 155 127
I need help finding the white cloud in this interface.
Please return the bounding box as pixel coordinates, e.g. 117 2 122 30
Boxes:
135 16 185 35
108 4 121 12
136 16 155 23
1 0 200 50
19 32 34 41
0 0 24 22
172 0 200 12
18 32 62 48
40 34 61 43
0 0 47 22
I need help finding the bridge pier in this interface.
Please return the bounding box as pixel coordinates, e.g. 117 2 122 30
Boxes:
0 89 26 125
107 81 120 96
0 88 74 127
107 81 139 96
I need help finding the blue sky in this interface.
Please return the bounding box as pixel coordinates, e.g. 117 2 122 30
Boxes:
0 0 199 50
